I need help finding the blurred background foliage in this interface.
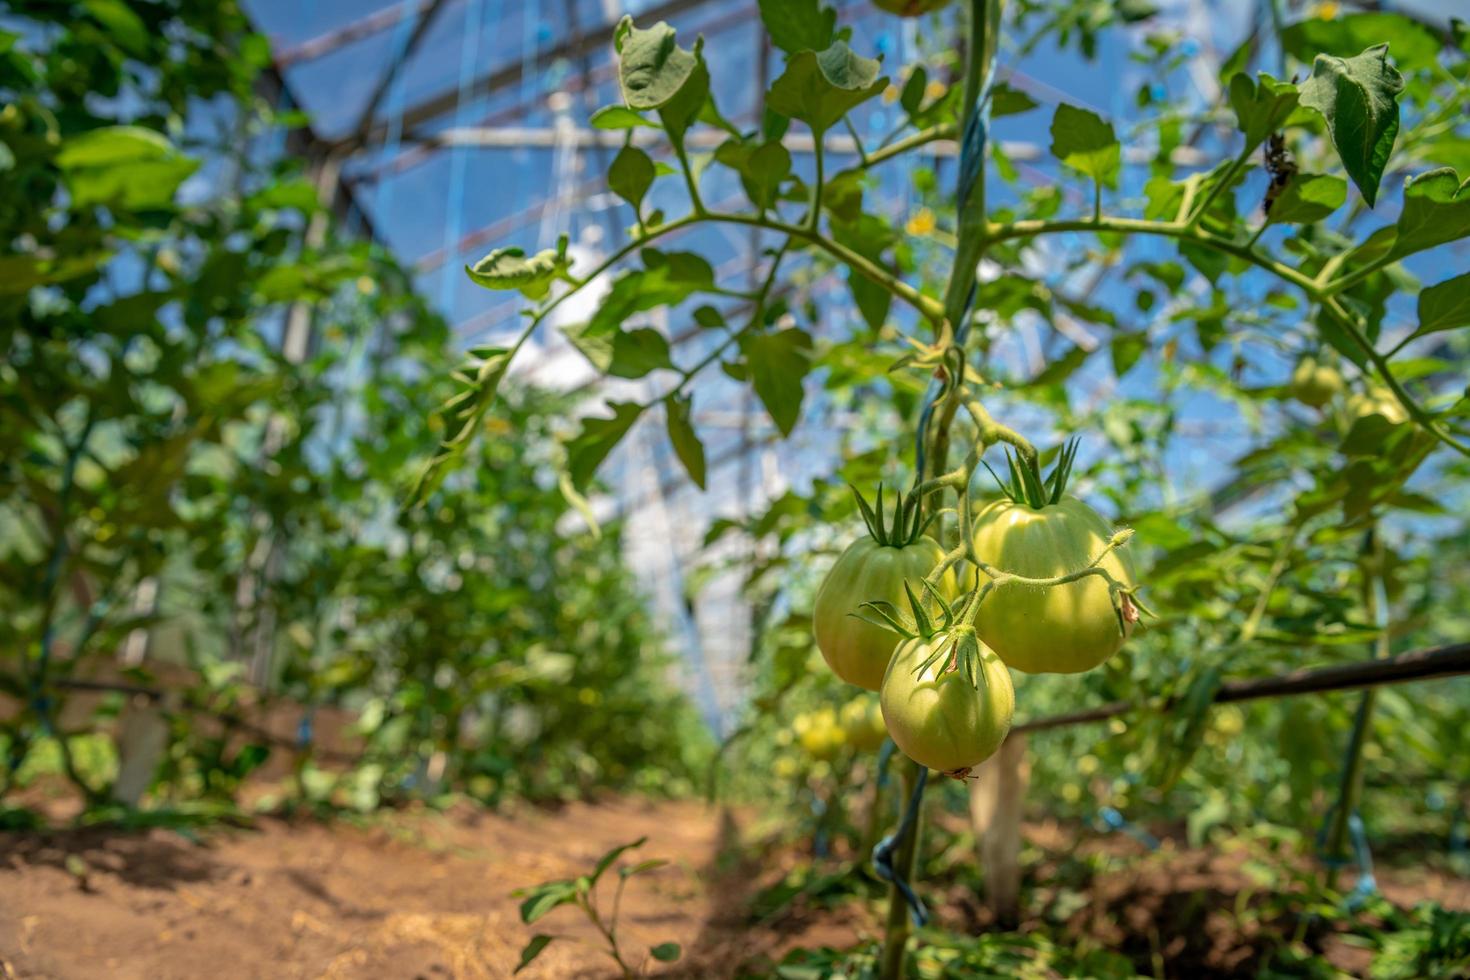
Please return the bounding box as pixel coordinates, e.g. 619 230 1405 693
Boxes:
0 0 709 819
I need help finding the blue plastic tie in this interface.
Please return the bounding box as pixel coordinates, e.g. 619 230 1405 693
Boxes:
296 708 316 750
1097 805 1160 850
872 764 930 928
876 737 897 790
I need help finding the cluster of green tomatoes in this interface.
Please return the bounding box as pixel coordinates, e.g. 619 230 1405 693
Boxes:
811 457 1139 779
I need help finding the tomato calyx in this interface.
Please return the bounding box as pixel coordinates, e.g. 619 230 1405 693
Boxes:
854 579 994 692
981 437 1079 510
851 482 934 548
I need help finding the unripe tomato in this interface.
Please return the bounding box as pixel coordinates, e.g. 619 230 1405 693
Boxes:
872 0 953 14
880 631 1014 774
1345 385 1408 425
972 495 1136 674
839 695 888 753
814 536 957 690
1288 355 1344 408
795 707 844 760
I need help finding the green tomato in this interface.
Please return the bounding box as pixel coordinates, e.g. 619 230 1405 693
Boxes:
794 707 844 759
839 695 888 753
971 495 1136 674
872 0 954 14
1345 384 1408 425
1289 355 1344 408
880 632 1013 775
813 536 957 691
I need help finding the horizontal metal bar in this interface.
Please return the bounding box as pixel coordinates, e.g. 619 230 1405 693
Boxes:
1014 642 1470 735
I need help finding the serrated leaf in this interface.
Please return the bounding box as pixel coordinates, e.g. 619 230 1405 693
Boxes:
466 245 569 300
514 935 555 974
757 0 835 55
741 328 813 436
766 42 887 136
665 394 706 488
608 144 655 215
1412 272 1470 342
1266 173 1346 224
566 402 644 490
1298 44 1403 207
1048 103 1120 189
1227 72 1300 148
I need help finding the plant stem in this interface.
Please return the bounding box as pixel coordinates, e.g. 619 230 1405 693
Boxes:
878 760 925 980
808 129 825 232
1325 530 1389 889
1184 143 1253 231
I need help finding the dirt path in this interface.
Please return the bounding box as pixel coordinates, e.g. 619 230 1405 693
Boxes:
0 797 856 979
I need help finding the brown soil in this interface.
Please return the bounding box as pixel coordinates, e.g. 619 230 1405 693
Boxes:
0 797 856 980
1 800 1465 979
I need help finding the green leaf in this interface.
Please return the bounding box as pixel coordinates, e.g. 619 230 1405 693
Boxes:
589 105 655 130
410 346 514 504
615 18 699 111
1266 173 1346 225
83 0 149 56
831 212 897 331
693 305 725 329
514 935 555 974
650 942 682 963
757 0 835 55
608 144 655 216
741 328 813 436
766 42 887 136
558 471 602 540
1048 104 1120 189
1227 72 1300 148
1111 333 1147 377
619 858 670 878
518 882 578 924
564 323 672 379
1281 12 1440 73
1412 272 1470 342
1386 168 1470 261
1297 44 1403 207
990 82 1038 117
566 402 644 490
715 139 792 211
665 394 706 489
591 836 647 884
1031 344 1089 386
658 57 710 146
55 126 199 210
900 67 927 118
466 243 570 300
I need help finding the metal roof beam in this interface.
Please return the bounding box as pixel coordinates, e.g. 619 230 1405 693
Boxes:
329 0 715 153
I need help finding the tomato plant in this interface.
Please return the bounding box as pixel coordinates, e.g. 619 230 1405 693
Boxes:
434 0 1470 972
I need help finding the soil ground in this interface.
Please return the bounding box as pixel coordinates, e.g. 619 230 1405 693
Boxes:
1 797 1465 979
